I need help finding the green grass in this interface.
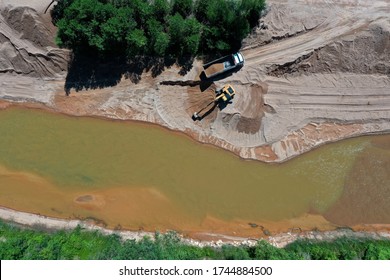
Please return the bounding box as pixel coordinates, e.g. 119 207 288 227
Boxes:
1 221 390 260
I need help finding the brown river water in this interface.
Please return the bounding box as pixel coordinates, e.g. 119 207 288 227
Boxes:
0 107 389 237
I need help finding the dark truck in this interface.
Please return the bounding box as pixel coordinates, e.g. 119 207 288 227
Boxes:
203 52 244 79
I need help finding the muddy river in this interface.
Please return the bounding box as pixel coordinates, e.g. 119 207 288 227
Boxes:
0 107 389 236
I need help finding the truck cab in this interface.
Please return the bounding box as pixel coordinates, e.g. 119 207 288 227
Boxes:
233 52 244 66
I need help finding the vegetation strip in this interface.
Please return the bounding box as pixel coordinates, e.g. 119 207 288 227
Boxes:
1 220 390 260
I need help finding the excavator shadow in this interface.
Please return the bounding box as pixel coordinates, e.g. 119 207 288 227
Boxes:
192 99 232 121
192 102 218 121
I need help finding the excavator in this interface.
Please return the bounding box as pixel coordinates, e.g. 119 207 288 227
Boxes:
192 84 236 121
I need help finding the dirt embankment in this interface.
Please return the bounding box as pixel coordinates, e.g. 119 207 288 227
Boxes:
0 0 389 163
2 206 390 248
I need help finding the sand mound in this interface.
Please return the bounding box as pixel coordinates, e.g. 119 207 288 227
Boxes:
268 20 390 77
0 5 68 78
2 6 56 48
242 1 330 49
213 83 267 137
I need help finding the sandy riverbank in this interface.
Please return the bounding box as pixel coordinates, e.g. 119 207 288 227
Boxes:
2 206 390 248
0 0 389 163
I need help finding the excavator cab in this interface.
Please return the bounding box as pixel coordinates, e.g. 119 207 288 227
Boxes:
215 84 235 103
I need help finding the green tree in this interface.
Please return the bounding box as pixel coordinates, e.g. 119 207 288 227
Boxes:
151 0 171 22
51 0 74 24
146 19 170 56
253 240 295 260
241 0 266 27
101 7 136 51
128 0 152 28
168 14 201 56
126 29 148 56
221 245 251 260
56 0 116 51
182 18 202 55
194 0 209 22
364 242 390 260
172 0 193 18
153 32 170 56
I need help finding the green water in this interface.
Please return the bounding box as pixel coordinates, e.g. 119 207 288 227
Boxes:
0 108 383 223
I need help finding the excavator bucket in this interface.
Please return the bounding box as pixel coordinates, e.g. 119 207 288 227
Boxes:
192 112 200 121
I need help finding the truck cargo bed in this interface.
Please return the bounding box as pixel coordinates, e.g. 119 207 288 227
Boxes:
202 53 243 79
203 63 225 77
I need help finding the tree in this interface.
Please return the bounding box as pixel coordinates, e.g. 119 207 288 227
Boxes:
51 0 74 24
194 0 209 22
151 0 171 22
147 19 170 56
128 0 152 28
126 29 148 56
56 0 116 51
172 0 193 18
221 245 250 260
168 13 201 56
101 7 136 52
182 18 202 55
241 0 266 27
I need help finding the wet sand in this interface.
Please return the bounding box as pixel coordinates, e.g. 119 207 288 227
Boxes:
1 206 390 247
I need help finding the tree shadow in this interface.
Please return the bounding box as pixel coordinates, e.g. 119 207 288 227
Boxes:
65 53 121 95
177 56 195 76
64 52 191 95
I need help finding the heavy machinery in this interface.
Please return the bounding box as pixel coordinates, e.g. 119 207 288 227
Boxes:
214 84 235 103
203 52 244 79
192 84 236 121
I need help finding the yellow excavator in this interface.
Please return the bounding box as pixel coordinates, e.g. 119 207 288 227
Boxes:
192 84 236 120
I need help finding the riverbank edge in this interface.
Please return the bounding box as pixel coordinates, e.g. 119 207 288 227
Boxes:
1 100 390 165
2 207 390 248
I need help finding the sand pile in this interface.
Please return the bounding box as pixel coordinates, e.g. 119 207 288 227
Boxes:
0 1 68 78
267 19 390 77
